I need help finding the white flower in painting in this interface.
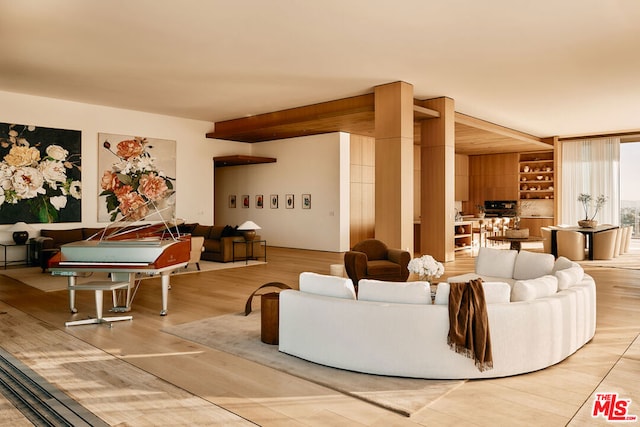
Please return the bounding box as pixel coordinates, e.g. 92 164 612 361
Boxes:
62 180 82 199
0 163 13 189
50 195 67 210
38 159 67 189
11 167 45 199
45 145 68 161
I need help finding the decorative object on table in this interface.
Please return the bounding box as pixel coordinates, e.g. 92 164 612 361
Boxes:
255 194 263 208
505 228 529 239
475 204 485 218
0 123 82 224
228 194 236 208
285 194 294 209
9 221 35 244
98 133 175 222
577 193 607 228
270 194 278 209
302 194 311 209
237 220 261 241
242 195 249 208
407 254 444 283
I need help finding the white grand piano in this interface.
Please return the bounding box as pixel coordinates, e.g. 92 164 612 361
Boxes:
48 197 191 325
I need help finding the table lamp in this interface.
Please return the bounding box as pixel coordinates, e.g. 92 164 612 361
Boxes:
237 221 261 241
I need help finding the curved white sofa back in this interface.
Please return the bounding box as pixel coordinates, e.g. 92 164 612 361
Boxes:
279 273 596 379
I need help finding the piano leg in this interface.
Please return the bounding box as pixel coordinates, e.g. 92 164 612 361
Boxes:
68 275 78 314
160 272 170 316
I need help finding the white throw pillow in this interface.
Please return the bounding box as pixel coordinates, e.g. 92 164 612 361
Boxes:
555 266 585 290
358 279 431 304
511 275 558 302
299 272 356 300
434 281 511 305
552 256 580 273
513 250 555 280
475 247 518 279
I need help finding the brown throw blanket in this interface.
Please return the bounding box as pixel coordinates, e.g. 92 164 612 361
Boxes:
447 279 493 372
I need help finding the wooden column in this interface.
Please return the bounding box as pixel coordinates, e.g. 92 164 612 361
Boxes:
420 97 456 262
374 82 414 251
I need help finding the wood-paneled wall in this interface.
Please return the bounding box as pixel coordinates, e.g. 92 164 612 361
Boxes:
466 153 519 213
349 134 375 247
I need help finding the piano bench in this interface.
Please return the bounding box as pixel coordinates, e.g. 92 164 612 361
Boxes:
66 281 132 327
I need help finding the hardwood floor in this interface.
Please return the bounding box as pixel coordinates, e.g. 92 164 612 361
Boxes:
0 246 638 426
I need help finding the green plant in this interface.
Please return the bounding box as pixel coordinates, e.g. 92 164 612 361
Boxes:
578 193 607 221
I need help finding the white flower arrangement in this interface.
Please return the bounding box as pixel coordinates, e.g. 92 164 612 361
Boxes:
407 255 444 281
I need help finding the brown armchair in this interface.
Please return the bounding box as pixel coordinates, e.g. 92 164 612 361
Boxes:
344 239 411 288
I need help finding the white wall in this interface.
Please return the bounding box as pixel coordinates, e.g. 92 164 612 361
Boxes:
0 89 248 243
214 133 350 252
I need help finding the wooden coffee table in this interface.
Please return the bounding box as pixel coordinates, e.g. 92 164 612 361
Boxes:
487 235 545 251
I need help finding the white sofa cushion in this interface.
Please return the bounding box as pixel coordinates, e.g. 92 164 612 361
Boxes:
299 272 356 300
513 250 555 280
511 275 558 302
552 256 580 273
555 266 585 290
434 281 511 305
475 247 518 279
358 279 431 304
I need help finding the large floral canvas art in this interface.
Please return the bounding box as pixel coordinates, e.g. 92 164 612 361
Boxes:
0 122 81 224
98 133 176 223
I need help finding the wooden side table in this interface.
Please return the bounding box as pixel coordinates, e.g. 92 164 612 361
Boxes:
260 292 280 345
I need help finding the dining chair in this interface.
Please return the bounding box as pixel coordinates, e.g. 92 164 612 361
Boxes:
622 226 633 253
613 227 623 257
540 227 552 254
556 230 585 261
592 228 618 260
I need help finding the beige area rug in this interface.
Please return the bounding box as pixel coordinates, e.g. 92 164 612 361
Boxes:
162 312 465 417
0 260 266 292
578 248 640 270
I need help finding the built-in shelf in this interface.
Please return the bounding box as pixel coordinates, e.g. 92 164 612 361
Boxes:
213 155 277 167
518 151 554 200
454 221 473 252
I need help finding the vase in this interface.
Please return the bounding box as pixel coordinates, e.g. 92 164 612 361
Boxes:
12 231 29 245
578 220 597 228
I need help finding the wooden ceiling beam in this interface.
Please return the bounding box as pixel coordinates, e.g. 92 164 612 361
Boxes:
455 112 549 147
207 94 375 142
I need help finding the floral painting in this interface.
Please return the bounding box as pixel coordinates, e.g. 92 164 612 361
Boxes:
0 122 81 224
98 133 176 222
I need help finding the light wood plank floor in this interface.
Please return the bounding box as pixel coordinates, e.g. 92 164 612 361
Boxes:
0 245 638 426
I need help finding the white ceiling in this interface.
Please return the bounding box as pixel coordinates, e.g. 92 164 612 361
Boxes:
1 0 639 138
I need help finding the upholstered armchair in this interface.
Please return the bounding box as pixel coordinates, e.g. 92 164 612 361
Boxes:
344 239 411 288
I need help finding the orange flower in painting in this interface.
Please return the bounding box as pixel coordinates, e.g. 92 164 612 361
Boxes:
117 191 148 220
116 139 144 160
138 172 168 201
100 170 119 191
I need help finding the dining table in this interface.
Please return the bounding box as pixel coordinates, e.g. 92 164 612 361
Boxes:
549 224 619 260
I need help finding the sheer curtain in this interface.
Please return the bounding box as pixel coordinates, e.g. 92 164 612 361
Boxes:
561 137 620 225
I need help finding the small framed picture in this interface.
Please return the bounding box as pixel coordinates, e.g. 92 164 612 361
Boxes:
242 195 249 208
270 194 278 209
229 195 236 208
255 194 263 209
302 194 311 209
285 194 294 209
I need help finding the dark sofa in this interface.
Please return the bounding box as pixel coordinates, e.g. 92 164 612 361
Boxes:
32 223 261 271
180 223 264 263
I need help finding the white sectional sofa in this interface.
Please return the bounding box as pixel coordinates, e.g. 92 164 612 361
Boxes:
278 248 596 379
